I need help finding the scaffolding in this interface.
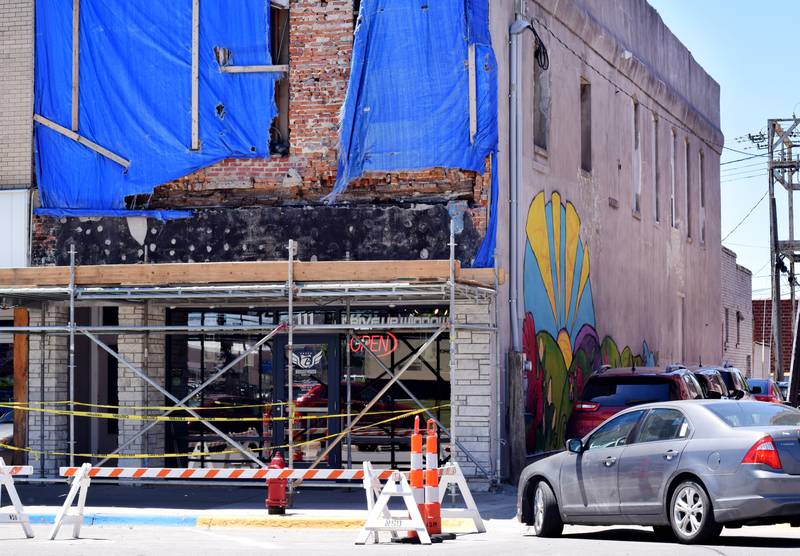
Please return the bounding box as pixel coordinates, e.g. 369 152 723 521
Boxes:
0 222 499 485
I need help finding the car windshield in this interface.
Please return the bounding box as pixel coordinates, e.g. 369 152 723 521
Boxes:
581 377 672 407
707 402 800 427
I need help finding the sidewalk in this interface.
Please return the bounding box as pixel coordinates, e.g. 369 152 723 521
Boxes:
4 482 517 529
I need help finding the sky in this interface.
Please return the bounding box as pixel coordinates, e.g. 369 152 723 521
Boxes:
648 0 800 299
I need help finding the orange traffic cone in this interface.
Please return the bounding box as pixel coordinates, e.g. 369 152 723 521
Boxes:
424 419 441 535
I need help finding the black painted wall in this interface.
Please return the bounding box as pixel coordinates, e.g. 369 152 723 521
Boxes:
33 205 483 267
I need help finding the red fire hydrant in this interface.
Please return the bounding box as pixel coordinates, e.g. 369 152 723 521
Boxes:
266 450 288 515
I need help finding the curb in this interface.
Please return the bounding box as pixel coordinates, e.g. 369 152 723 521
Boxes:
26 513 473 531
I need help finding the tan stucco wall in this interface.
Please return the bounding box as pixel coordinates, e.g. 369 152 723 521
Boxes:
491 0 723 367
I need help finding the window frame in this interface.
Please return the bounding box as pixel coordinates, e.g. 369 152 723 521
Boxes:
633 407 692 444
584 409 646 450
579 78 592 174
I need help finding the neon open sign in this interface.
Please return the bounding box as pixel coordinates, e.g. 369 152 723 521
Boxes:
348 332 399 357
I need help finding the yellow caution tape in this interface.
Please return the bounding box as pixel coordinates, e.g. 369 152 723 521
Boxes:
0 406 444 459
0 403 448 424
4 400 287 411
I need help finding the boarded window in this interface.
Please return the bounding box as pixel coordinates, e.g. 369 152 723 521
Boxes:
580 80 592 173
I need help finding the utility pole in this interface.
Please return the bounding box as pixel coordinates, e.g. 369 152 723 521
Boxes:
760 118 800 405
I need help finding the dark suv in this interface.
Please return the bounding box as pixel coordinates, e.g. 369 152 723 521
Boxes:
566 366 704 439
690 367 729 399
702 365 754 400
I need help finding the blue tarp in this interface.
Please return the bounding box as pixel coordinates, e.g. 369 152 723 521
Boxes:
332 0 498 267
34 1 277 220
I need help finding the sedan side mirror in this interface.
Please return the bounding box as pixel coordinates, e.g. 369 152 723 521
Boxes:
566 438 584 454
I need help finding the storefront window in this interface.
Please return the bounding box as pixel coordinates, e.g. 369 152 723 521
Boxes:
165 306 450 470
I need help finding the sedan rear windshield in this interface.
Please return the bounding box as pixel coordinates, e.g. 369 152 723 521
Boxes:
707 402 800 427
581 377 672 407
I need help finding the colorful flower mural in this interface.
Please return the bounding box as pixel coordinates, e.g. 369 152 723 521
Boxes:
523 192 657 453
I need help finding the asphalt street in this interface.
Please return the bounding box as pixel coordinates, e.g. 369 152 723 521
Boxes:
2 520 799 555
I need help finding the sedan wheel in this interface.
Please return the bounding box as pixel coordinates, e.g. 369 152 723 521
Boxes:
530 481 563 538
669 481 722 544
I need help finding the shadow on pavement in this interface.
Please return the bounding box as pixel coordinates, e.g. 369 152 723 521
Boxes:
563 528 800 549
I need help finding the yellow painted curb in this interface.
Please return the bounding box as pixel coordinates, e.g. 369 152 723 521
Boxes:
197 516 473 531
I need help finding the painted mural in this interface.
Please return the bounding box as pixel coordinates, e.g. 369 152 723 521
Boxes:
523 192 657 454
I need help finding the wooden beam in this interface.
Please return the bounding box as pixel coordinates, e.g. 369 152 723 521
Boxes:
190 0 200 151
33 114 130 169
12 308 28 465
0 260 501 288
468 43 477 144
71 0 80 131
219 64 289 74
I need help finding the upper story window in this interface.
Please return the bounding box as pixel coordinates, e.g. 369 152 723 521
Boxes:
670 129 678 229
632 100 641 215
685 138 692 240
580 79 592 174
269 5 290 155
533 57 550 151
652 114 660 223
699 150 706 244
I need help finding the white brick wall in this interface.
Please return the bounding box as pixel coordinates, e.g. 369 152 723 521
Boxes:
27 304 69 476
451 298 496 488
117 304 166 467
721 247 753 373
0 0 34 188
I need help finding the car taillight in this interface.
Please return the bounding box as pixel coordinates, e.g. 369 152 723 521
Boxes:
742 435 783 470
574 401 600 412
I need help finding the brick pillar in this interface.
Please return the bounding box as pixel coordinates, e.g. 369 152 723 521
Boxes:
117 304 166 468
27 304 69 477
289 0 354 186
451 299 496 489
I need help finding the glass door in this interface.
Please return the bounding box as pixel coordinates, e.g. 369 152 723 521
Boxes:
272 334 341 467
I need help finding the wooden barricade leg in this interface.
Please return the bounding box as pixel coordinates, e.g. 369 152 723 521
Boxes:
437 462 486 533
361 462 399 544
356 471 430 545
0 458 34 538
49 463 92 540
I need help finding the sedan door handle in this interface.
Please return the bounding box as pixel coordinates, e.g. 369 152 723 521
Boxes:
602 456 617 467
664 449 677 461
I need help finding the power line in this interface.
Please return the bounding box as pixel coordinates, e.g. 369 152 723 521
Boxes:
721 190 768 241
721 161 767 174
721 172 766 184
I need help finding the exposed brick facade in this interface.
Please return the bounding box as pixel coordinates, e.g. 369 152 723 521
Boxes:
753 298 795 376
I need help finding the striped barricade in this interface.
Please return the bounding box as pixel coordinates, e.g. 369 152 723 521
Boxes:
0 458 34 538
60 466 396 481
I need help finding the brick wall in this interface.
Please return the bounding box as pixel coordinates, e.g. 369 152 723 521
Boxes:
0 0 34 188
117 304 166 468
753 298 795 375
451 299 496 489
720 248 752 373
26 304 69 476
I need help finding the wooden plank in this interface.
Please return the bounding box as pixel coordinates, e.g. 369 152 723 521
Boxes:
190 0 200 150
71 0 80 131
219 65 289 74
0 260 499 288
33 114 130 169
12 308 28 465
468 43 477 144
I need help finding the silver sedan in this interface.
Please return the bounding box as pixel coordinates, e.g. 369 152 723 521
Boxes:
517 400 800 544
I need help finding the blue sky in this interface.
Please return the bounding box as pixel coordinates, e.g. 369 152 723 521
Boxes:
648 0 800 299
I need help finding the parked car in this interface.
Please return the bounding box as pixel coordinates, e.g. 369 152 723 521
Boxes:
748 378 786 404
566 367 704 439
690 368 728 399
518 400 800 544
778 381 790 400
706 366 755 400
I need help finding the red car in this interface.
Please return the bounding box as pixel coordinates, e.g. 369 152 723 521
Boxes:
566 366 704 439
747 378 786 404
